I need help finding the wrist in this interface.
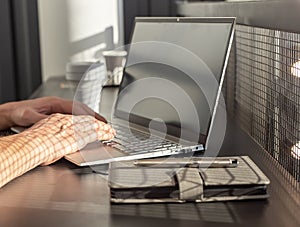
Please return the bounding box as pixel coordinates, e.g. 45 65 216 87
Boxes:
20 129 66 164
6 132 54 165
0 102 14 130
0 133 50 188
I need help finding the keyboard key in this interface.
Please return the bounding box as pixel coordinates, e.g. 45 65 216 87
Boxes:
104 123 180 154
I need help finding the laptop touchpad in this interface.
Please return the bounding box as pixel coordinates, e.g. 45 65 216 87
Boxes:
65 142 125 166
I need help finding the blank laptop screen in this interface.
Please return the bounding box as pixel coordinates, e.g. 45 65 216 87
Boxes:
114 18 234 143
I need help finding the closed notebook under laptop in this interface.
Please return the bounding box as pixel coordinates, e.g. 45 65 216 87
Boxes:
65 17 235 166
109 156 270 203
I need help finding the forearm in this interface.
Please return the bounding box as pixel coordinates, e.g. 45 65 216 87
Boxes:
0 134 51 188
0 128 81 188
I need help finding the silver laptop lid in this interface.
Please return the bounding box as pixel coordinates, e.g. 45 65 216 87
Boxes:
114 17 235 148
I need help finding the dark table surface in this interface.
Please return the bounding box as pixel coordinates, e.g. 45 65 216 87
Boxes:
0 76 299 227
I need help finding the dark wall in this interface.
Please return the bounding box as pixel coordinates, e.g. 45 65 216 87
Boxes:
123 0 178 44
0 0 41 104
0 0 17 103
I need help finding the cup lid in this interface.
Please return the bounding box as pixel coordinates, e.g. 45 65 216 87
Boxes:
102 50 127 57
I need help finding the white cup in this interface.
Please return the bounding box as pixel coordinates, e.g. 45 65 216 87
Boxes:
102 50 127 86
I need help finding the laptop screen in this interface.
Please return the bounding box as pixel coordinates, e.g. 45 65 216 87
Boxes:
114 17 235 144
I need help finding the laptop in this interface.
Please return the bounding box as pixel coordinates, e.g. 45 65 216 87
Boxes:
64 17 236 166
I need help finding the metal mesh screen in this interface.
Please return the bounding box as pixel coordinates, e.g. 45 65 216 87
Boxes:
226 25 300 182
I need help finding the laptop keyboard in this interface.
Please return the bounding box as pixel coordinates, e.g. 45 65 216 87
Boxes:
103 124 181 155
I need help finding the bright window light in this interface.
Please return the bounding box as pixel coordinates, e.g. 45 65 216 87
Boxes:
291 60 300 78
291 141 300 160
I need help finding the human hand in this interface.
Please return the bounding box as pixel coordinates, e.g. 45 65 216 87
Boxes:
24 113 115 164
0 96 106 130
0 113 115 187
